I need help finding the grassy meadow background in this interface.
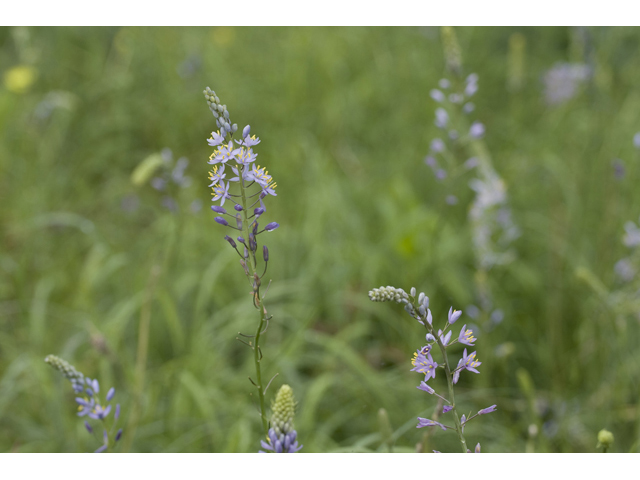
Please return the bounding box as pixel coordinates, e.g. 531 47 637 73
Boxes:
1 26 640 453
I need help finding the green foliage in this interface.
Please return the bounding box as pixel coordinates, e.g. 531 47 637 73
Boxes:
1 26 640 452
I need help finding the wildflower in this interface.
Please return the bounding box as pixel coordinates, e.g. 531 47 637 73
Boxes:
458 348 482 375
411 350 438 381
634 132 640 149
448 307 462 324
443 405 453 414
207 130 225 147
543 62 590 105
211 141 241 165
623 219 640 247
259 385 303 453
478 404 497 415
435 108 449 128
458 324 476 346
75 397 95 417
416 418 447 431
88 404 112 421
430 89 445 102
469 121 485 138
208 165 226 185
211 180 231 206
248 165 273 187
430 138 445 153
417 381 434 394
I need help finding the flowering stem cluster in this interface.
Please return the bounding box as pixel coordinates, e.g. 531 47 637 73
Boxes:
45 355 123 453
368 286 496 453
259 384 303 453
204 87 280 435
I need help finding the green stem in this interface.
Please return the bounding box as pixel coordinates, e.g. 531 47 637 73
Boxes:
237 154 269 435
424 321 468 453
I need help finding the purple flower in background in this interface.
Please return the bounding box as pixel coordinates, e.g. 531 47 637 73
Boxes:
435 108 449 128
469 121 485 139
430 138 445 153
106 388 115 402
458 324 476 346
430 89 445 102
543 62 591 105
443 405 453 413
634 132 640 149
417 417 447 430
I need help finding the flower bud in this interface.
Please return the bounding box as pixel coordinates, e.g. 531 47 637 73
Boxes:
265 222 279 232
252 222 258 235
214 217 228 226
106 387 115 402
254 207 265 216
234 204 243 211
243 125 251 138
115 404 120 420
236 214 243 229
231 124 238 132
115 429 123 442
237 236 246 244
597 429 614 449
224 235 237 248
84 421 93 434
410 287 416 297
263 245 269 262
418 292 425 305
211 205 227 214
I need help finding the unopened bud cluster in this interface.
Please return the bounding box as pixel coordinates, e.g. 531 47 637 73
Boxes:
368 286 409 304
45 354 85 393
259 385 303 453
203 86 237 137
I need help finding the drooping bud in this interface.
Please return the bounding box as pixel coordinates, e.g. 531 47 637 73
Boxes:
234 204 243 211
211 205 227 214
254 207 265 216
265 222 279 232
214 216 229 226
224 235 237 248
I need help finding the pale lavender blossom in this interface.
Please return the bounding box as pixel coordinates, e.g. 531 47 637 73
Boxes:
469 121 485 139
417 417 447 431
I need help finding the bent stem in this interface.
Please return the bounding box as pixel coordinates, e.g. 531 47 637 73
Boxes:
424 322 468 453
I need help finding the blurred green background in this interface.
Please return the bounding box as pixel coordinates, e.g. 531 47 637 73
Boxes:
1 26 640 453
